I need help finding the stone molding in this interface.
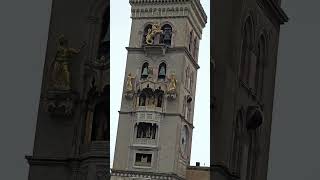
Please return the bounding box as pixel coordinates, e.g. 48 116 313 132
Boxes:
111 169 185 180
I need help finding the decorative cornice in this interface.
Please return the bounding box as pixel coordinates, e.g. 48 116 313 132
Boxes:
268 0 289 24
129 0 207 38
126 46 200 69
111 169 185 180
118 111 194 128
130 0 191 5
212 164 240 180
258 0 289 25
129 0 207 22
187 166 210 171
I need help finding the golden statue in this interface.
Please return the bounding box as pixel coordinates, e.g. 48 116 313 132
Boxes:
126 73 135 91
50 35 84 91
167 73 177 92
145 23 163 45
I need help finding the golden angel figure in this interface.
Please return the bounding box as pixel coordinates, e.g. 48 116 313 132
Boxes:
50 35 84 91
167 73 177 92
126 73 135 91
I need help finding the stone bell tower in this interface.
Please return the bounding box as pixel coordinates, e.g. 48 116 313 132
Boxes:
111 0 207 180
26 0 110 180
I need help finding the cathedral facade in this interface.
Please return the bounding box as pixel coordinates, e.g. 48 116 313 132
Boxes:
26 0 110 180
111 0 207 180
212 0 288 180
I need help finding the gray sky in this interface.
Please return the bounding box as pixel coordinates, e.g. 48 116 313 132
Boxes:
110 0 210 167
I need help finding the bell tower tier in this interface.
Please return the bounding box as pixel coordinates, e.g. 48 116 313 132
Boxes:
111 0 207 180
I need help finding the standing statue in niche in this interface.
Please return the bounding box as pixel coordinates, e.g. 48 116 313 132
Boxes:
167 73 177 92
145 23 163 45
125 73 135 92
50 35 85 91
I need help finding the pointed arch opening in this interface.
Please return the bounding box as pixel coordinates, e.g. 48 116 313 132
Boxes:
161 24 172 46
141 62 149 79
158 62 166 79
240 17 253 84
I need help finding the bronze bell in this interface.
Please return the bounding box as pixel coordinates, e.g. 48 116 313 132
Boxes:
142 67 148 76
163 28 172 45
159 66 166 76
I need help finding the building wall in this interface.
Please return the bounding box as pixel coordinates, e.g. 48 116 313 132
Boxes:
186 166 210 180
212 0 287 179
27 0 110 179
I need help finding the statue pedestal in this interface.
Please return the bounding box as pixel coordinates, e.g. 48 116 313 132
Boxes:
143 44 167 56
166 91 177 100
45 90 78 117
124 90 135 100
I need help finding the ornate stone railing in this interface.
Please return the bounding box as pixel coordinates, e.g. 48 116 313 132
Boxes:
136 106 162 112
134 138 157 146
136 111 161 123
136 79 167 92
134 161 152 167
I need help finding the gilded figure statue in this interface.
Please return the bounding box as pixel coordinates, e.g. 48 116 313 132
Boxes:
167 73 177 92
126 73 135 91
145 23 163 45
50 35 85 90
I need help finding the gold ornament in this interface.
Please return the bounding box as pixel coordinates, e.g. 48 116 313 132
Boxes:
145 23 163 45
50 35 84 91
125 73 135 91
167 73 177 92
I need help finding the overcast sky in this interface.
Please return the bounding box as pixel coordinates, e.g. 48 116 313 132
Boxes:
110 0 210 167
0 0 319 179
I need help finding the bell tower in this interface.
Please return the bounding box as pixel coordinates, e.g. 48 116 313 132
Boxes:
111 0 207 180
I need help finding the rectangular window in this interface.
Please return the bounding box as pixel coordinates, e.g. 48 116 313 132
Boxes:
134 153 152 167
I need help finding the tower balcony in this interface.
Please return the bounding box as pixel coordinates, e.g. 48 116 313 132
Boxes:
136 79 167 93
136 106 162 113
132 121 159 147
135 111 161 124
133 138 157 146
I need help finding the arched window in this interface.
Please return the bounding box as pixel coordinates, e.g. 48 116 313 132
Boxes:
98 8 109 59
189 72 194 93
158 62 166 79
231 110 244 174
189 31 193 52
141 62 149 79
91 101 108 141
142 24 152 46
139 93 147 106
185 66 190 89
136 123 157 139
255 36 265 98
246 131 258 180
181 125 189 153
161 24 172 46
240 18 253 84
193 38 197 57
